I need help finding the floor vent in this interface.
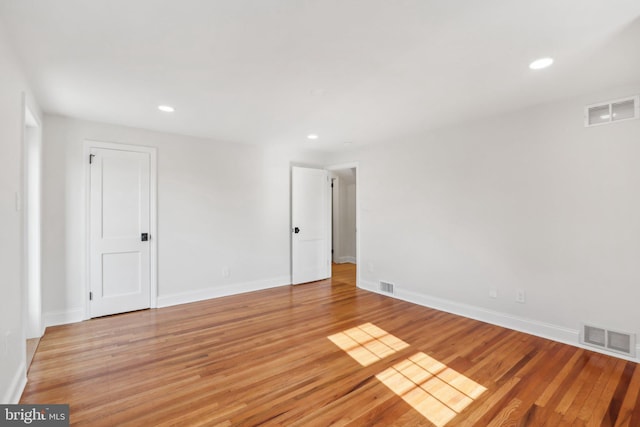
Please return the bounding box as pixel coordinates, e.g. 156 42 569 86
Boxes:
580 324 636 357
379 281 394 294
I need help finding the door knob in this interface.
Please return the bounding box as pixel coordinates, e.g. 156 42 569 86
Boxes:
293 227 300 234
141 233 149 241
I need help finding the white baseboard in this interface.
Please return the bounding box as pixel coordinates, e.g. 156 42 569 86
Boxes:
44 308 84 327
358 279 640 363
3 361 26 404
158 276 291 308
41 277 292 325
335 256 356 264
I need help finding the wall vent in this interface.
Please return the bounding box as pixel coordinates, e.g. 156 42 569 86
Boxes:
379 281 394 294
580 324 636 357
583 325 606 347
584 95 639 127
608 331 632 355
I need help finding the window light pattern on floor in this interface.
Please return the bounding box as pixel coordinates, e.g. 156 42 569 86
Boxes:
376 352 486 427
329 323 486 426
327 322 410 366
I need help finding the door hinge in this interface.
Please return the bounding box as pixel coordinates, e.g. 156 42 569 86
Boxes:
89 154 95 164
89 292 93 301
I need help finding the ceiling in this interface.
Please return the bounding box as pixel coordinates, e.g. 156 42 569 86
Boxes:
1 1 640 151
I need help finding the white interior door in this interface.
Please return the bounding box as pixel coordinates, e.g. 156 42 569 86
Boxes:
89 147 151 317
292 166 331 284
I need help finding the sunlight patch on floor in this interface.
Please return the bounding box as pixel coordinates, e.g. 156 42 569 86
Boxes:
376 352 486 427
327 322 410 366
329 323 486 426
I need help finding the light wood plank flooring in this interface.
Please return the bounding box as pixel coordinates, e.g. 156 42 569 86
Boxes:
22 264 640 426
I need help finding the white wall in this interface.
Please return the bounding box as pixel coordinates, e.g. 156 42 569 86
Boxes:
328 82 640 360
341 180 357 262
0 23 42 403
41 115 328 322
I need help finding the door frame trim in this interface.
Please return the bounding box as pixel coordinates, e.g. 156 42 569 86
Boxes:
21 96 44 340
83 140 158 320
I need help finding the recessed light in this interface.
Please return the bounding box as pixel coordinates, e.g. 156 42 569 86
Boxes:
158 105 175 113
307 134 319 140
529 57 554 70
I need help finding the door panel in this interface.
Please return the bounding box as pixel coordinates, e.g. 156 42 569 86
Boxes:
102 252 141 297
102 155 144 238
292 166 331 284
90 147 151 317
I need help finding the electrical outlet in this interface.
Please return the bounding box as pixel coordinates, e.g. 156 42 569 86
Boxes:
367 261 374 273
222 267 230 278
489 288 498 299
516 289 526 304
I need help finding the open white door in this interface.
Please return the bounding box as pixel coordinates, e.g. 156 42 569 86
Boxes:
291 166 331 284
89 147 151 317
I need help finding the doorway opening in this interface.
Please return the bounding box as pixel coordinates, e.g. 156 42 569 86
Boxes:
290 163 359 287
327 164 358 285
23 104 42 370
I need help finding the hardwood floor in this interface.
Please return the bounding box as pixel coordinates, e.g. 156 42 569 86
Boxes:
26 337 41 373
22 263 640 426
